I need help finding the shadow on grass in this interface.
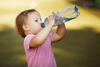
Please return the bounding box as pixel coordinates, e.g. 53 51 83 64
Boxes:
0 25 26 67
52 27 100 67
0 25 100 67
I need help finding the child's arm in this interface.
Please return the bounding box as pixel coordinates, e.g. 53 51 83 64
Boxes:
29 13 55 48
52 23 66 43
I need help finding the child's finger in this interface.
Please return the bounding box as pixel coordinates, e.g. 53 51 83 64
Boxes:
52 12 56 18
52 12 56 15
52 12 56 19
48 15 52 19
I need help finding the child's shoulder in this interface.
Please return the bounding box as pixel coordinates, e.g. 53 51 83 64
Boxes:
24 34 35 49
24 34 35 41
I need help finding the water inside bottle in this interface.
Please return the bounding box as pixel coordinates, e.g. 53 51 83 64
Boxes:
57 5 79 19
42 5 80 27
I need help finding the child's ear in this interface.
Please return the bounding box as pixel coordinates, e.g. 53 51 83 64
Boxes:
23 24 30 31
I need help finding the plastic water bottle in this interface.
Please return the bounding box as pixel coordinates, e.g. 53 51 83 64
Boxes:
41 5 80 28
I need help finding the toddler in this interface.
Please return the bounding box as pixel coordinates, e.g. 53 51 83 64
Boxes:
16 9 66 67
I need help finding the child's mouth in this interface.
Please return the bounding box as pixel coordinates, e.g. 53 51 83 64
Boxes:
41 23 45 28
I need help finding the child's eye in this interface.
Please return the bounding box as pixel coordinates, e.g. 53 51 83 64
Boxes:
34 20 38 22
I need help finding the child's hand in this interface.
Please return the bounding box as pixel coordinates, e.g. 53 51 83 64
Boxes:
47 12 56 26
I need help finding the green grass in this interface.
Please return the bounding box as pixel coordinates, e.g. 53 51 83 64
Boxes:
53 27 100 67
0 25 26 67
0 25 100 67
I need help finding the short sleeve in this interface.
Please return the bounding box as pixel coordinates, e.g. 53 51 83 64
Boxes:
24 34 35 50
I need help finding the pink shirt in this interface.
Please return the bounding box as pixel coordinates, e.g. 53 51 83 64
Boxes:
24 33 57 67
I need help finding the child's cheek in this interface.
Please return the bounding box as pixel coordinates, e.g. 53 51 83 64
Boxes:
32 24 41 34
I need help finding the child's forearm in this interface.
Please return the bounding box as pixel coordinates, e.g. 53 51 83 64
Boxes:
34 23 53 44
56 24 66 38
30 13 55 48
30 23 54 48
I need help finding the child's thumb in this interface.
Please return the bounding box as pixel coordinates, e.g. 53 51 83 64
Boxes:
52 12 56 16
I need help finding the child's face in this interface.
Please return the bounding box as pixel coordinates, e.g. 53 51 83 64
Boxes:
27 11 43 34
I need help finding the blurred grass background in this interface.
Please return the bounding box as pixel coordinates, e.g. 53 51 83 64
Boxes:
0 0 100 67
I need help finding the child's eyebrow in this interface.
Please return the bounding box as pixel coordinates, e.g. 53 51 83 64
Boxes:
33 17 41 20
34 16 41 19
33 17 38 19
32 16 38 19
